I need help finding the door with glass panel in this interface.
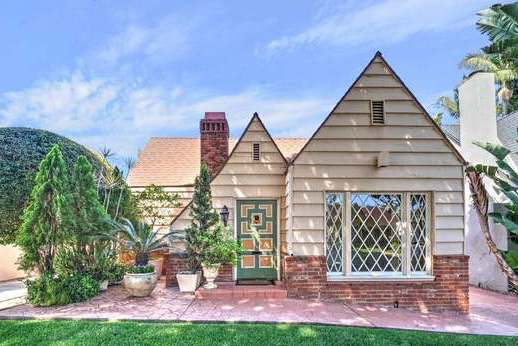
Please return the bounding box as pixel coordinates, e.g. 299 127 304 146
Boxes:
236 200 277 280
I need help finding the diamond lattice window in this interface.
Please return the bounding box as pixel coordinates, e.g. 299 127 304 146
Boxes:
410 194 429 272
325 193 344 273
350 194 403 273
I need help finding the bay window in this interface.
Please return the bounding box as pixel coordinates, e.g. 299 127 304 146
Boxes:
325 192 432 279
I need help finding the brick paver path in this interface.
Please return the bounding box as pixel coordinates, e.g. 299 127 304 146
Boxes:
1 280 517 336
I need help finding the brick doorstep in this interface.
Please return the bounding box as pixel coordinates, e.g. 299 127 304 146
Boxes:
195 282 287 300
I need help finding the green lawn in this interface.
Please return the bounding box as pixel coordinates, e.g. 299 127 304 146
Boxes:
0 320 516 346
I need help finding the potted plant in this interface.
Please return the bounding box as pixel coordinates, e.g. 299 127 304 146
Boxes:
175 163 217 293
173 229 202 293
199 222 242 289
106 218 170 297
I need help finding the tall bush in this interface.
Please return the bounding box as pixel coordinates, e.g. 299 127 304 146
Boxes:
56 155 110 274
185 163 219 271
16 145 75 274
0 127 105 244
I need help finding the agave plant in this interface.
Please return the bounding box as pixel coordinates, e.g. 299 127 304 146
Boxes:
105 218 170 266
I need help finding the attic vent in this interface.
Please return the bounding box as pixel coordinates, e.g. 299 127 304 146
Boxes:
371 100 385 125
253 143 261 161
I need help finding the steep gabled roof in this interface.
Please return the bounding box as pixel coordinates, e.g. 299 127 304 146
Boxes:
290 51 466 166
128 135 306 187
497 111 518 166
169 112 293 226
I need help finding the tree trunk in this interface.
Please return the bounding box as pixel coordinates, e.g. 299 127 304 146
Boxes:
467 171 518 293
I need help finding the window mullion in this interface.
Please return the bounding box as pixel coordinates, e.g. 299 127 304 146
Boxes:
344 192 351 276
404 192 412 276
426 193 432 274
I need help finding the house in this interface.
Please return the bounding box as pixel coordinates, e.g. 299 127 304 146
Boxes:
128 52 469 312
440 72 517 292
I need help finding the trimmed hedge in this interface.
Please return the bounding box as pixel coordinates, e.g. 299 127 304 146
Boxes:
0 127 105 244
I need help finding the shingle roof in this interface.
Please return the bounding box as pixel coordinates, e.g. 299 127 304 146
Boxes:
127 137 307 187
440 124 460 146
497 111 518 165
440 113 518 166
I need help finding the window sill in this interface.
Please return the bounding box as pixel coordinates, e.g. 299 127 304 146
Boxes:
326 274 435 282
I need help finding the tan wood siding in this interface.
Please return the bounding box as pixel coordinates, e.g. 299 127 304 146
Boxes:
290 56 464 257
170 117 288 246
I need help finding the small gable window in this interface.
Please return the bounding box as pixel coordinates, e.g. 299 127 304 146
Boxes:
253 143 261 161
371 100 385 125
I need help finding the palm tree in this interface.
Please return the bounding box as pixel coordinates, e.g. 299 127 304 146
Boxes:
467 139 518 293
435 89 460 119
477 3 518 51
113 157 136 220
97 146 115 194
460 53 518 115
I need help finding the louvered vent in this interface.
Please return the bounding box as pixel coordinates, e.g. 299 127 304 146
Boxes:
371 100 385 124
253 143 261 161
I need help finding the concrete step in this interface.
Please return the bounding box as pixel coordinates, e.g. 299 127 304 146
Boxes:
0 281 27 310
195 282 287 300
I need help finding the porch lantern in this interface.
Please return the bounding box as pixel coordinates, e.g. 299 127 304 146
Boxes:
220 205 229 226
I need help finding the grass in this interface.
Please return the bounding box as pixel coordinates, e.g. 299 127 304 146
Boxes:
0 320 517 346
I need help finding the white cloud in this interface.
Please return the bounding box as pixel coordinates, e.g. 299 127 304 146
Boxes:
263 0 482 57
94 15 194 66
0 71 332 158
0 8 336 160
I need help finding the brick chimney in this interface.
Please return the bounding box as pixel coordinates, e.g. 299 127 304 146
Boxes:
200 112 229 177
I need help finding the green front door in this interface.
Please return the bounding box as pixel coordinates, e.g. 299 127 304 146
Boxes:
236 200 277 280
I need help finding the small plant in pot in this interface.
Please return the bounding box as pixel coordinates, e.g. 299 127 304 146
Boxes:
199 222 242 289
106 218 170 297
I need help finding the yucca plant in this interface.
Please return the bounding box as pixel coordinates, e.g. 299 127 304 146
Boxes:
105 218 170 267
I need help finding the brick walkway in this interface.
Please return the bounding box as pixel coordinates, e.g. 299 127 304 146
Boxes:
1 280 517 336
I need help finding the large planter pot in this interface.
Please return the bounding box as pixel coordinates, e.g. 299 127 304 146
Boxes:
150 257 164 278
123 272 158 297
202 263 221 289
100 280 109 291
176 271 201 293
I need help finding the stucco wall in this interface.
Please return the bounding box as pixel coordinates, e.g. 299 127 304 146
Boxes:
0 245 25 282
458 71 509 292
465 179 508 291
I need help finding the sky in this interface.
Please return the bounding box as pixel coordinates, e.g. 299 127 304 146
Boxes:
0 0 503 166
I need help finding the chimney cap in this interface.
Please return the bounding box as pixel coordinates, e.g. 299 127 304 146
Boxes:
204 112 226 120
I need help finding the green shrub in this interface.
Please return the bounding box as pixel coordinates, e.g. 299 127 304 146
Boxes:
108 263 129 283
126 265 155 274
25 273 100 307
16 145 75 274
502 250 518 274
0 127 105 244
199 222 243 267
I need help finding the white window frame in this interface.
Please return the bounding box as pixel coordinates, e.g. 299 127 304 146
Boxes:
325 191 434 281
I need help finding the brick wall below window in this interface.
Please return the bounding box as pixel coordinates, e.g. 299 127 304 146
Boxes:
283 255 469 312
165 254 233 287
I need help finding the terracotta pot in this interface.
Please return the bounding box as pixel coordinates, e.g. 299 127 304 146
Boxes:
123 272 158 297
100 280 109 291
176 271 201 293
202 263 221 289
149 257 164 277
